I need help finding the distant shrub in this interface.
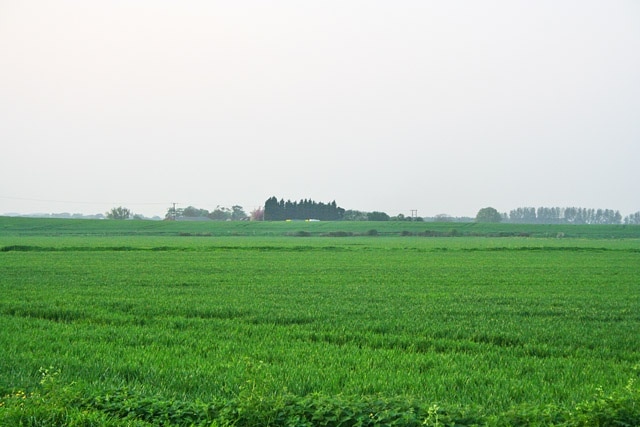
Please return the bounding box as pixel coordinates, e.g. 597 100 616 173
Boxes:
285 231 312 237
326 231 353 237
366 229 379 236
0 245 37 252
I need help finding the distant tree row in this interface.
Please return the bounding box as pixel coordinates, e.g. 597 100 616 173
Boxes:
506 207 628 225
165 205 248 221
103 203 638 225
264 197 345 221
623 211 640 225
342 210 391 221
341 210 424 221
472 207 640 225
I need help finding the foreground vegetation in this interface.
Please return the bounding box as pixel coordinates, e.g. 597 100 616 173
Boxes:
1 217 639 425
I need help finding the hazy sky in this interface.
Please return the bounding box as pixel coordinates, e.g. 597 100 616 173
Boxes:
1 1 639 218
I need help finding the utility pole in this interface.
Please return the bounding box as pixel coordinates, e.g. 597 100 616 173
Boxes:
410 209 418 221
172 202 177 220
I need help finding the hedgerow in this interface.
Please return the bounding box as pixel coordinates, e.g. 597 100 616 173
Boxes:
2 370 639 427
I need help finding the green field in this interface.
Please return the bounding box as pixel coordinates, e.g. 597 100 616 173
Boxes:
1 217 639 426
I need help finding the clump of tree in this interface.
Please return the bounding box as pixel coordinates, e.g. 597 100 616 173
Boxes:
106 206 132 220
475 207 503 223
206 206 228 220
263 197 345 221
508 207 623 224
340 209 424 222
182 206 210 218
367 211 390 221
214 205 247 221
342 210 369 221
624 212 640 225
390 213 424 221
250 207 264 221
164 205 248 221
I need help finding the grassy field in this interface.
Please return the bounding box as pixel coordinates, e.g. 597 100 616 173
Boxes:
1 217 639 426
2 215 640 238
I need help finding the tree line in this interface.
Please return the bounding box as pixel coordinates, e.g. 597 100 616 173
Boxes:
104 203 640 225
506 207 628 225
264 197 345 221
164 205 249 221
470 206 639 225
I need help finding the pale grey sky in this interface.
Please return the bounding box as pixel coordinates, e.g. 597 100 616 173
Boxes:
1 1 639 218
